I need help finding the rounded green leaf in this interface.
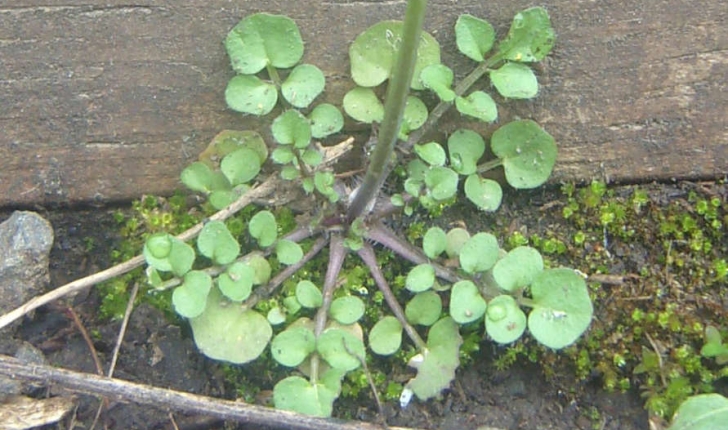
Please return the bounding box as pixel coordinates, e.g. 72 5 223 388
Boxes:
276 239 303 266
272 110 312 148
485 295 526 344
197 220 240 265
528 268 593 349
274 376 337 418
399 96 428 139
405 264 435 293
423 226 447 259
225 13 303 74
492 246 543 291
201 130 268 166
455 91 498 122
181 162 224 193
420 64 455 102
450 280 487 324
668 393 728 430
317 328 366 371
218 261 254 301
144 234 195 277
267 306 286 325
301 148 323 167
220 147 261 186
225 75 277 116
247 254 272 285
190 287 272 364
405 291 442 326
448 129 486 175
414 142 446 167
368 316 403 356
172 270 212 318
445 227 470 258
459 232 499 274
146 233 172 259
330 296 365 325
271 146 295 164
490 62 538 99
295 280 322 308
349 20 440 90
281 165 301 180
271 326 316 367
343 87 384 123
309 103 344 138
491 120 557 189
249 210 277 247
407 317 462 400
455 14 495 62
497 7 555 62
464 174 502 211
424 166 459 201
282 64 325 108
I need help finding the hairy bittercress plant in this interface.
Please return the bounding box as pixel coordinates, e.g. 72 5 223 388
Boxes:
142 2 594 419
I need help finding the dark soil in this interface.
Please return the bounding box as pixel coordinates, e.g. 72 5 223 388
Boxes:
4 180 686 430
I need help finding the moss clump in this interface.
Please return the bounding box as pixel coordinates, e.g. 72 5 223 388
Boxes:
493 180 728 420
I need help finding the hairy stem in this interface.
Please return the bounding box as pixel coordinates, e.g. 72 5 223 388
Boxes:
357 244 426 350
366 221 460 283
310 235 348 382
347 0 428 221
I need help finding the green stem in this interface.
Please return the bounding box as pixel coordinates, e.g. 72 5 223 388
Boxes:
404 54 504 151
346 0 428 222
476 157 503 174
266 63 282 87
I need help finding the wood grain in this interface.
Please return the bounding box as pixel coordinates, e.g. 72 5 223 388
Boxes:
0 0 726 206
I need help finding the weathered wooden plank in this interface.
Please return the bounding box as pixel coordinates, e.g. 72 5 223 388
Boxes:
0 0 726 206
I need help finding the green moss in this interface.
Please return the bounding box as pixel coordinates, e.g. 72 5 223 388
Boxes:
497 181 728 420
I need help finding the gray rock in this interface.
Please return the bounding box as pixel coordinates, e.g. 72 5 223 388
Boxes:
0 211 54 333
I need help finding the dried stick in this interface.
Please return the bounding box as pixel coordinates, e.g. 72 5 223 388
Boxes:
0 355 420 430
0 175 281 330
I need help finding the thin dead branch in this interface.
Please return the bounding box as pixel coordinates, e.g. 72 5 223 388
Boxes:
0 355 421 430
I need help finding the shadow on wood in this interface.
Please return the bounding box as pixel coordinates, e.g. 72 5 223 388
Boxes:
0 0 726 207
